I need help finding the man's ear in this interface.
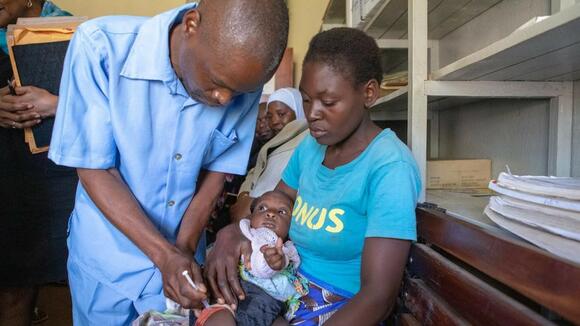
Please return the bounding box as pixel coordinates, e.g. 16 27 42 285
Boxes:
182 9 201 35
363 79 380 109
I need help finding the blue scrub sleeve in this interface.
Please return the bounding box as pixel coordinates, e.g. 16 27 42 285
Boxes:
365 161 419 241
49 27 117 169
203 91 260 175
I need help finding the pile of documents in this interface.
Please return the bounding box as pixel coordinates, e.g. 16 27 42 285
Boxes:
485 172 580 264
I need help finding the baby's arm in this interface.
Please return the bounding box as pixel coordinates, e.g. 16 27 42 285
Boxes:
260 238 286 271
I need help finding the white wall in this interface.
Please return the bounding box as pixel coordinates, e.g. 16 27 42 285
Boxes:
438 99 550 177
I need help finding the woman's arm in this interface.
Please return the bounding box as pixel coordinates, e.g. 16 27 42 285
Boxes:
275 180 297 199
229 192 254 222
325 237 411 326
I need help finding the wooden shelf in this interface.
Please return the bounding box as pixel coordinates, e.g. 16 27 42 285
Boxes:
371 3 580 112
371 87 485 113
360 0 502 40
432 3 580 81
425 189 498 229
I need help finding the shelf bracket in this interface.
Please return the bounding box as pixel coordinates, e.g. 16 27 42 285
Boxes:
408 0 429 202
551 0 578 14
548 82 573 177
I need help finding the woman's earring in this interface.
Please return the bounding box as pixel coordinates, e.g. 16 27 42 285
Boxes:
26 0 33 8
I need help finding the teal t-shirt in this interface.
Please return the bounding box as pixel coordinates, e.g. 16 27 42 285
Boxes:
281 129 421 295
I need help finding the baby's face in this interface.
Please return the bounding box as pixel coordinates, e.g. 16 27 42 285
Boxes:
250 192 293 239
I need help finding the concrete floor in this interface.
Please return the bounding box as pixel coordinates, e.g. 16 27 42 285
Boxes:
36 285 72 326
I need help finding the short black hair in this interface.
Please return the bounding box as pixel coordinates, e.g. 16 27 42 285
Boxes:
250 190 294 213
304 27 382 87
198 0 289 79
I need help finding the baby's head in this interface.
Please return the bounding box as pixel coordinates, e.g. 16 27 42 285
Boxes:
249 190 294 239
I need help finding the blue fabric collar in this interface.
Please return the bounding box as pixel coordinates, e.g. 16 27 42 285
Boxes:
120 3 196 90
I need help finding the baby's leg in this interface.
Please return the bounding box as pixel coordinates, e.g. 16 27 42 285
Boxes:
272 316 289 326
202 309 236 326
190 305 236 326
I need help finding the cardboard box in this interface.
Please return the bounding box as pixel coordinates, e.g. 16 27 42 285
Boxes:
427 159 491 189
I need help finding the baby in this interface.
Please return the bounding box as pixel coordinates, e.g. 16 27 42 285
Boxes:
192 190 308 326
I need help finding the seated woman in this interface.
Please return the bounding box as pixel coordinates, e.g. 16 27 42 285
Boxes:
231 87 309 221
206 27 421 325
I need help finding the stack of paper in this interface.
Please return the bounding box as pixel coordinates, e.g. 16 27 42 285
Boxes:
485 172 580 264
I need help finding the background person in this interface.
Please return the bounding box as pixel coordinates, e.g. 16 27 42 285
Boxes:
0 1 75 325
231 87 308 221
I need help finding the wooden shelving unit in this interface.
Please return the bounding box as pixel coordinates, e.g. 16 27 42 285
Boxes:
357 0 502 40
321 0 577 225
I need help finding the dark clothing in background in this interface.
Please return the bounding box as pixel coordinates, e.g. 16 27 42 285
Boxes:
0 51 77 287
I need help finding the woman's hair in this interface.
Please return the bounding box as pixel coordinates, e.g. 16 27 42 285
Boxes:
304 27 383 87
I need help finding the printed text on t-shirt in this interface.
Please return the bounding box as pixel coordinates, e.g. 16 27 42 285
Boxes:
292 196 344 233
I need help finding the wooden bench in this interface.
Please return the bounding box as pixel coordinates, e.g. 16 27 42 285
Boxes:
394 208 580 326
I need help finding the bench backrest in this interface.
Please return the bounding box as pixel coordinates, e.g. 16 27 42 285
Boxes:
397 208 580 326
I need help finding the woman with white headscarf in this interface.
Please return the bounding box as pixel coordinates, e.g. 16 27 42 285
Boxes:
231 88 308 221
266 87 305 135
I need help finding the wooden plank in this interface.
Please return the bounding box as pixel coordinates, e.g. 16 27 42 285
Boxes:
433 3 580 81
370 0 497 40
425 0 471 37
366 0 407 38
379 0 409 40
425 81 569 98
478 42 580 81
429 0 501 39
398 313 421 326
403 278 469 326
550 68 580 81
409 244 554 326
416 208 580 324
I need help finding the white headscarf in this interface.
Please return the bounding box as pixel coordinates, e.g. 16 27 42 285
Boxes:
267 88 305 121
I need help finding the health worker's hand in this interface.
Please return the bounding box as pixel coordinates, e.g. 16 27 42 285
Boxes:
158 247 207 309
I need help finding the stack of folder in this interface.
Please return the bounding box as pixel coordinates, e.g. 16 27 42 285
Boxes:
485 172 580 264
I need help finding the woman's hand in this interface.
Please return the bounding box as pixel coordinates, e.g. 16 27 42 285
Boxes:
0 86 41 129
205 223 252 309
229 192 253 222
10 86 58 118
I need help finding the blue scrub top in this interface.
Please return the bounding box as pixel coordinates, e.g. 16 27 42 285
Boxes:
49 4 260 301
